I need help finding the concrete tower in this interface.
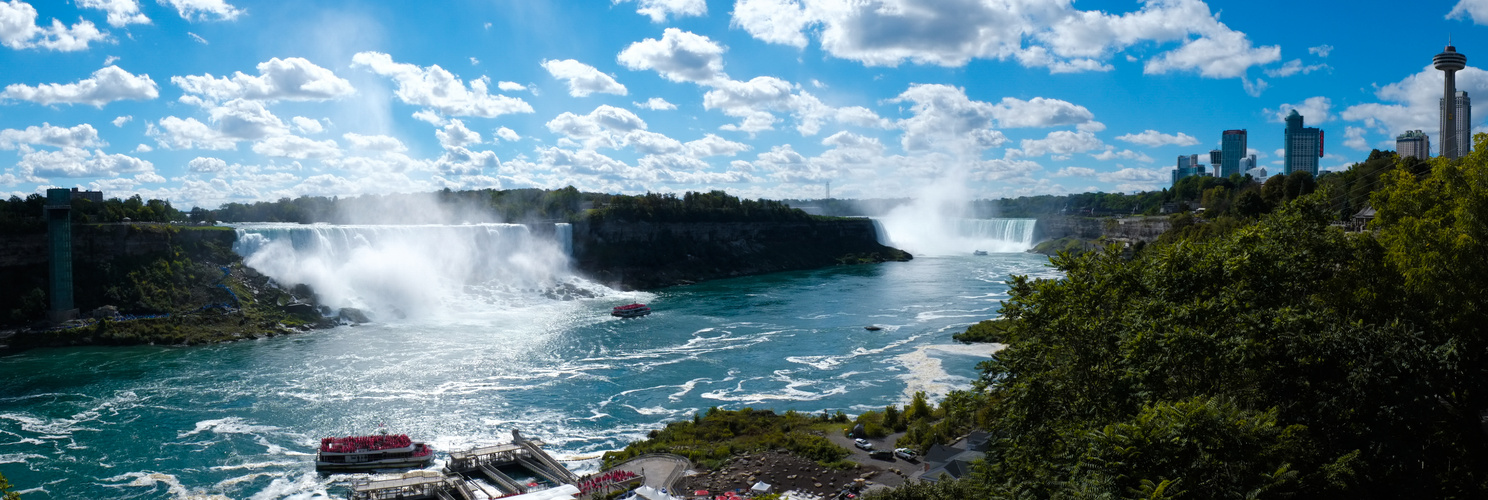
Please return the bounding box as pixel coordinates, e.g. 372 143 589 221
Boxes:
43 188 77 323
1436 42 1468 159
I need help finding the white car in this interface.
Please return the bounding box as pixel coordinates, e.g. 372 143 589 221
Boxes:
854 438 873 450
894 448 917 460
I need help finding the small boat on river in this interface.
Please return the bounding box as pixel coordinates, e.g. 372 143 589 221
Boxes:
972 250 989 256
612 303 652 318
316 432 434 472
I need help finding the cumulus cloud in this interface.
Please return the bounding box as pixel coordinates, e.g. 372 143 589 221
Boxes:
291 116 323 134
352 51 534 119
0 123 107 149
614 0 705 22
1015 130 1104 158
0 66 159 106
0 0 108 51
342 132 407 152
1343 126 1370 151
1271 96 1331 123
79 0 151 27
1096 167 1166 191
157 0 243 21
1054 166 1096 177
112 115 132 127
1449 0 1488 24
1116 129 1200 147
634 97 677 110
1309 44 1333 57
686 133 749 157
730 0 1278 82
1265 59 1329 78
541 59 627 97
434 147 499 175
187 156 227 173
497 81 527 92
149 99 294 151
888 84 1007 153
172 57 355 103
494 127 520 142
617 28 727 84
546 104 649 150
1342 65 1488 135
436 119 481 149
251 135 340 159
17 147 152 178
989 97 1096 128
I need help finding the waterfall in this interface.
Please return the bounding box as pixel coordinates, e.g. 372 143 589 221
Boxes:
232 223 585 318
873 217 1038 256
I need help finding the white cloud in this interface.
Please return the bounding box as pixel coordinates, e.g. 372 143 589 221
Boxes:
470 57 478 65
634 97 677 110
187 31 207 44
1449 0 1488 24
497 81 526 92
1342 65 1488 135
1090 148 1155 162
541 59 627 97
78 0 150 27
173 57 355 103
1054 166 1096 177
133 143 151 153
989 97 1096 128
686 133 749 157
1344 126 1370 151
1116 129 1200 147
546 104 648 150
436 119 481 149
251 135 340 159
187 156 227 173
112 115 131 127
208 98 287 140
157 0 243 21
1096 167 1165 186
1016 130 1104 158
1308 44 1333 57
1265 59 1329 78
614 0 705 22
1271 96 1331 123
0 123 106 149
0 0 108 51
150 116 234 150
730 0 1277 81
342 132 407 152
291 116 323 134
17 147 152 178
0 66 159 106
434 147 499 175
617 28 727 84
494 127 519 142
352 51 534 119
888 84 1007 152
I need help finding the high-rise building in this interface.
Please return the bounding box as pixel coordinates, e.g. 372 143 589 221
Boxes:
1439 91 1471 157
1221 130 1247 178
1397 130 1431 159
1284 110 1323 176
1209 149 1222 170
1172 155 1208 186
1241 154 1257 172
1436 43 1468 159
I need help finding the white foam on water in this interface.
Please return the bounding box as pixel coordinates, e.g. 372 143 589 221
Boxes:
178 417 280 439
0 452 46 464
893 343 1004 402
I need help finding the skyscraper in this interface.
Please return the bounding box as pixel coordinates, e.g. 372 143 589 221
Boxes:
1284 110 1323 176
1439 91 1471 157
1396 130 1430 159
1436 43 1468 159
1221 129 1247 178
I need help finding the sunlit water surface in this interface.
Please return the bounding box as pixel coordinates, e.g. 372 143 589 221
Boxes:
0 250 1056 499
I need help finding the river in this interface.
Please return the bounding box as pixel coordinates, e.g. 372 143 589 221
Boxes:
0 218 1055 499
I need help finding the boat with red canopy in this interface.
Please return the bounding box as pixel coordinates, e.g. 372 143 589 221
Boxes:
612 303 651 318
315 432 434 472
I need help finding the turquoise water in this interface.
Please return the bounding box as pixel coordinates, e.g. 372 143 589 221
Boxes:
0 249 1056 499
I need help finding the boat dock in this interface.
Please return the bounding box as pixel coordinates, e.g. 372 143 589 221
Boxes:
343 429 642 500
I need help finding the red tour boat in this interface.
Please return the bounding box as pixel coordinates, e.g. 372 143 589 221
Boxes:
612 303 651 318
315 432 434 472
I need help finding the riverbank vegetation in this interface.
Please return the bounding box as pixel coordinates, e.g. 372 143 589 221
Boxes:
602 408 853 470
868 143 1488 498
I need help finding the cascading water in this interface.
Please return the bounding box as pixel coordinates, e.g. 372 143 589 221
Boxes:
232 222 589 318
875 217 1038 255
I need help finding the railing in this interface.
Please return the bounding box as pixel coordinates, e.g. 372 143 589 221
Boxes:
480 463 526 494
518 441 579 483
517 456 569 486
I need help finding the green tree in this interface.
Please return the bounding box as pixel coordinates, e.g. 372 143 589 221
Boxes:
0 470 20 500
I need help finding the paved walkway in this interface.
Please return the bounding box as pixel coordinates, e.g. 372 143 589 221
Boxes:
613 454 692 491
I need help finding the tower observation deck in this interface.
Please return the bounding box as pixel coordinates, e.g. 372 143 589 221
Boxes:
1436 44 1468 159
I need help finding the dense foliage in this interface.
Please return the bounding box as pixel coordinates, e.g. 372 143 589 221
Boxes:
951 319 1010 343
589 190 812 223
602 408 851 470
0 194 185 233
870 144 1488 498
0 471 18 500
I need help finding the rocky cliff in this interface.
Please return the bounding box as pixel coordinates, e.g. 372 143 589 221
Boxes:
571 218 912 290
1035 216 1172 243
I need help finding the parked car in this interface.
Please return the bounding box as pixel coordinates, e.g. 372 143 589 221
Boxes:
854 438 873 450
894 448 917 460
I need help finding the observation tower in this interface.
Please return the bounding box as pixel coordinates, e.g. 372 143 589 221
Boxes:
1436 42 1468 159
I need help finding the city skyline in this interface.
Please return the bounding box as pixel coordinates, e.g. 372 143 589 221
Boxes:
3 0 1488 208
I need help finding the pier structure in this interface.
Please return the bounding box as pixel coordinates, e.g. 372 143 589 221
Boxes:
347 471 476 500
444 430 584 497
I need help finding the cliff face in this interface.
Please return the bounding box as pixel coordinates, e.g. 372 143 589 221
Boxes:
1035 216 1172 243
571 218 911 290
0 224 236 268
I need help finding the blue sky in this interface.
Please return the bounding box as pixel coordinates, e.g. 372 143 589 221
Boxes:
2 0 1487 208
